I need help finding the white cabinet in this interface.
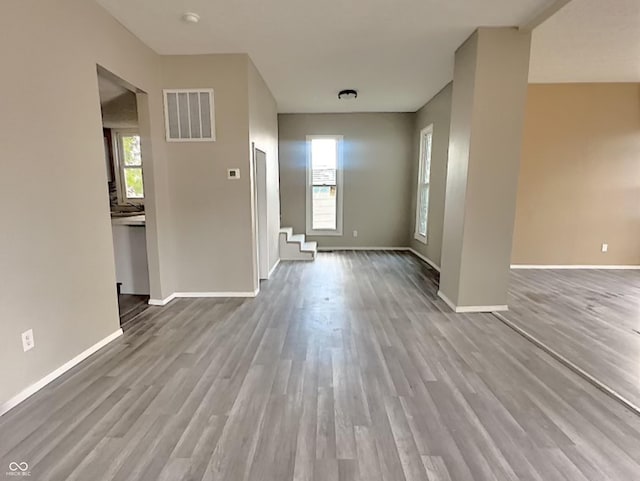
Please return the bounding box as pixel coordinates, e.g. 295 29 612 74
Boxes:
111 219 149 295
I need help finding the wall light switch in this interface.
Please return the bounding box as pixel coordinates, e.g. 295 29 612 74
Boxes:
353 230 358 238
22 329 34 352
601 243 608 253
227 168 240 180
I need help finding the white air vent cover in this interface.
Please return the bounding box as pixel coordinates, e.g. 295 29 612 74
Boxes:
163 89 215 142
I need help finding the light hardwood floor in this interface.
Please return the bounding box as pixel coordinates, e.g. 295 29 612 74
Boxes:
1 252 640 480
506 268 640 409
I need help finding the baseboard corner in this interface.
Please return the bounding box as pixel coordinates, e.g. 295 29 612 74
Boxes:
437 290 508 313
148 293 176 306
408 248 441 272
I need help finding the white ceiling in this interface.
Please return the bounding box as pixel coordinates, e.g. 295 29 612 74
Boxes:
529 0 640 83
96 0 553 113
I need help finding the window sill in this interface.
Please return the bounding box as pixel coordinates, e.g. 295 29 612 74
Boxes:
307 230 343 237
414 233 427 245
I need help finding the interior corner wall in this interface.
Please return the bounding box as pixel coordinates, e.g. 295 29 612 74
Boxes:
160 54 255 293
278 113 414 248
248 59 280 276
512 83 640 266
408 83 453 267
0 0 174 408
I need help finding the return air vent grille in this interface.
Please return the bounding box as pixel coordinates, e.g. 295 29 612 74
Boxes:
163 89 215 142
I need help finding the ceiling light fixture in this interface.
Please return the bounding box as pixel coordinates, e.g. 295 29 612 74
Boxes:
338 89 358 100
182 12 200 24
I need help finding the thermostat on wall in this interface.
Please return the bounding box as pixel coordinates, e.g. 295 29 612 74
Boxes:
227 168 240 180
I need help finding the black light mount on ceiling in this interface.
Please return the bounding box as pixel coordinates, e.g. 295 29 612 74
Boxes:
338 89 358 100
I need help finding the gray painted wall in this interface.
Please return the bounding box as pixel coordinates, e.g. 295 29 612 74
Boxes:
0 0 174 408
440 28 531 308
279 113 414 248
0 1 277 409
101 92 138 128
249 60 281 277
408 83 453 267
160 54 256 294
439 32 478 304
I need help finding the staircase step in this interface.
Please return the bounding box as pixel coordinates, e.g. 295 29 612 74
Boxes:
279 227 293 239
301 241 317 253
279 227 316 261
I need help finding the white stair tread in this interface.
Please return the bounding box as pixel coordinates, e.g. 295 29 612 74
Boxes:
290 234 305 244
301 241 317 252
279 227 316 261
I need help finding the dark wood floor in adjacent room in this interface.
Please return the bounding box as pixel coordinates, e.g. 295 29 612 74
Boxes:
118 294 150 329
1 252 639 481
506 268 640 409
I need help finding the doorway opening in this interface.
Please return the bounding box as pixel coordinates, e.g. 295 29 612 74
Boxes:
254 146 269 280
97 66 150 328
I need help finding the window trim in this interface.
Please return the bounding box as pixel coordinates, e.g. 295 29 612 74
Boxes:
113 129 144 205
305 134 344 237
414 124 433 244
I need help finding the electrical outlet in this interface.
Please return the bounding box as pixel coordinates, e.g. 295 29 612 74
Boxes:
601 243 608 253
22 329 34 352
353 230 358 238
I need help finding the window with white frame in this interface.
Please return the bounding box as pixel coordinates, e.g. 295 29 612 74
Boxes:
306 135 343 236
113 130 144 203
414 125 433 243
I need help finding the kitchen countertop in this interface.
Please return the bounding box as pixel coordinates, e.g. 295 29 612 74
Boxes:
111 214 146 226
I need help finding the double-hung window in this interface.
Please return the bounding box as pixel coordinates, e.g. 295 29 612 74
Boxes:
114 130 144 203
414 125 433 243
306 135 343 236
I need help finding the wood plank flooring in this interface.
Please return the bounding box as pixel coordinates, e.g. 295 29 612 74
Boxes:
118 294 149 328
1 252 640 480
506 268 640 408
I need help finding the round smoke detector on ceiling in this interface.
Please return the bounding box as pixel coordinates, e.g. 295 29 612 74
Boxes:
182 12 200 24
338 89 358 100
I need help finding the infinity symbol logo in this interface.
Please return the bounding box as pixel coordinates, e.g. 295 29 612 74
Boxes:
8 462 29 472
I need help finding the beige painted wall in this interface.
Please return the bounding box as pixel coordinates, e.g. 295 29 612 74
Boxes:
408 83 452 267
249 60 281 276
279 113 414 248
513 84 640 265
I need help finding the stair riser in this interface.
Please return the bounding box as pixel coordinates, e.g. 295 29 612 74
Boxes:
279 232 316 261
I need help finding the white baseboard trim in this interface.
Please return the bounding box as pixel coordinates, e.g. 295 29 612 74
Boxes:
0 328 124 417
317 246 410 251
174 290 259 298
407 248 441 272
511 264 640 270
150 289 259 306
268 259 281 278
148 293 177 306
437 290 508 313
